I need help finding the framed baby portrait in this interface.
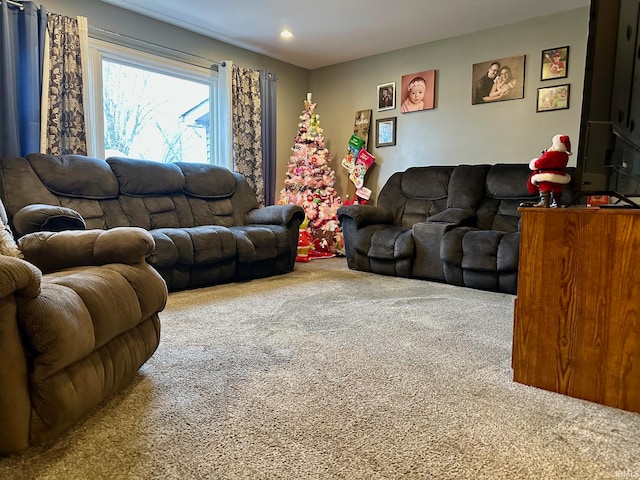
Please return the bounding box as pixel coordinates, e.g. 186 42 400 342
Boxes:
377 82 396 111
471 55 526 105
541 46 569 80
536 84 570 112
375 117 396 147
400 69 436 113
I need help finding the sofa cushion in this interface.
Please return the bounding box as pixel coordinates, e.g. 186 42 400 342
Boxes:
13 204 86 237
107 157 185 196
19 261 160 379
447 164 491 209
45 267 145 351
368 227 414 260
177 163 237 199
476 199 523 232
440 227 476 266
27 154 119 199
401 197 447 227
401 166 452 200
497 232 520 271
186 197 235 228
230 226 278 262
115 195 194 230
392 167 454 226
476 164 538 232
256 224 299 254
485 164 533 199
461 230 506 271
18 282 96 380
426 208 476 225
148 226 236 267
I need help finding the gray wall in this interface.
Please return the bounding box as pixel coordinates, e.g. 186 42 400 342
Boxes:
309 7 590 201
40 2 589 203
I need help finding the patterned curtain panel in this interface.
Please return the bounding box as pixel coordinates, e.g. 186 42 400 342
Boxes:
43 13 86 155
232 65 264 206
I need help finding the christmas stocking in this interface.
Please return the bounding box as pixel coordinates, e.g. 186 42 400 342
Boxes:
341 134 365 173
349 149 375 188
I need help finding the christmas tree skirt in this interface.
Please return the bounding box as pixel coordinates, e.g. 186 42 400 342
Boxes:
309 250 335 260
296 250 335 262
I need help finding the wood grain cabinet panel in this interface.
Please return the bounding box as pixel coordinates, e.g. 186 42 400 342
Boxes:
512 208 640 413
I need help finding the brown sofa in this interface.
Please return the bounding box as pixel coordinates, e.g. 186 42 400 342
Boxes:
0 201 167 454
0 154 305 291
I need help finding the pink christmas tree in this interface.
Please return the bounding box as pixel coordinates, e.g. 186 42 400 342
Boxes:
279 94 343 252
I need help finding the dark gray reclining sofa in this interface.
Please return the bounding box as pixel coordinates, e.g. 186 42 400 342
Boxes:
0 154 305 291
337 163 575 294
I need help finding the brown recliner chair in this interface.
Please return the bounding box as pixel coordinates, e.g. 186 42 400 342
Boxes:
0 201 167 454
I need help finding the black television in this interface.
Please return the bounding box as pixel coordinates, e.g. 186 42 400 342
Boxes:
574 0 640 206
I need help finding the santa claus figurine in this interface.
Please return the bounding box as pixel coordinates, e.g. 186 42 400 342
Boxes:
525 134 572 208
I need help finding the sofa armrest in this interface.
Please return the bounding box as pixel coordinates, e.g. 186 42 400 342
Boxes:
0 256 41 299
17 227 156 273
12 204 86 237
245 204 305 226
0 255 37 454
337 205 394 229
426 208 476 226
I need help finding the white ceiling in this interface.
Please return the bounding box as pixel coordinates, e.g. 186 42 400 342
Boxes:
100 0 590 70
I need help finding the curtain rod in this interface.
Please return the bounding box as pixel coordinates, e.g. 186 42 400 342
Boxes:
88 24 225 68
6 0 32 9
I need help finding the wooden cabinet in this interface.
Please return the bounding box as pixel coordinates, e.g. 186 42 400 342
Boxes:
512 207 640 413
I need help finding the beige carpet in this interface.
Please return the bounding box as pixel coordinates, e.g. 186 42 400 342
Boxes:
1 258 640 479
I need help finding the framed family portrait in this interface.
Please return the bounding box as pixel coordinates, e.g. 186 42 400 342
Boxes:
377 82 395 111
541 46 569 80
536 84 570 112
400 69 436 113
471 55 526 105
375 117 396 147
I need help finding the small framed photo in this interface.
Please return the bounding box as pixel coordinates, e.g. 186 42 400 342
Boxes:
375 117 397 147
377 82 396 111
541 46 569 80
536 84 570 112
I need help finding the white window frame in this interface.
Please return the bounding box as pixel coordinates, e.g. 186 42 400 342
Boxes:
86 38 227 166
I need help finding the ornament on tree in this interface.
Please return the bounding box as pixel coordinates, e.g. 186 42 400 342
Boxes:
279 94 343 254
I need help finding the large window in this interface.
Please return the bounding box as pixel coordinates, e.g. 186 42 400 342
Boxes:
87 39 225 165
